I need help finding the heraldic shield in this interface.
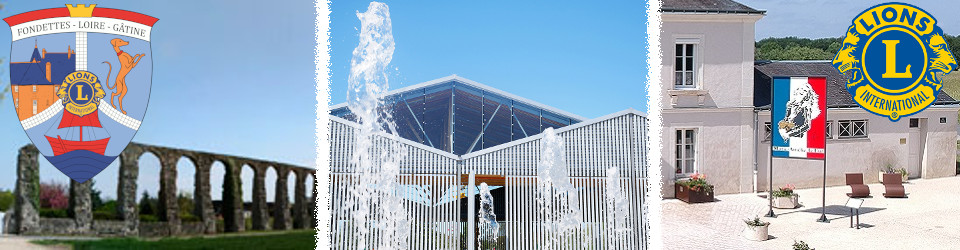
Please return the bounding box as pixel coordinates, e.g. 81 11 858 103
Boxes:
4 5 156 183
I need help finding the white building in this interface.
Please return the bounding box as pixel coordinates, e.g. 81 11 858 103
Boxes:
659 0 960 197
329 75 649 249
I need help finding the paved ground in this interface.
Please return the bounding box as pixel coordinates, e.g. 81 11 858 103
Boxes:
0 236 72 250
662 176 960 250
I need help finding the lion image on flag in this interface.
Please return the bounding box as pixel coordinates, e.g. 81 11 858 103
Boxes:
778 81 820 141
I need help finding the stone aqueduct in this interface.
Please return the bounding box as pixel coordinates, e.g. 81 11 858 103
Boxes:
8 142 318 236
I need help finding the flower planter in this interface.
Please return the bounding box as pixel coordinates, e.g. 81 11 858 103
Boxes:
743 225 769 241
773 195 799 209
675 183 714 203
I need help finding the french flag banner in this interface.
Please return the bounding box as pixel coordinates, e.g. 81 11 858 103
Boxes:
771 76 826 160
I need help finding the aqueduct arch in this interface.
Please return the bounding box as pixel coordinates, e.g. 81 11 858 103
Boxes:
8 142 316 236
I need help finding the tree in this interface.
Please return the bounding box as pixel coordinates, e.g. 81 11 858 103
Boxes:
944 34 960 70
178 192 198 221
757 35 960 67
39 181 68 209
90 180 104 211
139 191 156 216
0 58 7 103
0 189 13 212
756 37 841 61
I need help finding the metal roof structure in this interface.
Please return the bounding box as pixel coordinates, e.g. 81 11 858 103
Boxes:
330 75 587 155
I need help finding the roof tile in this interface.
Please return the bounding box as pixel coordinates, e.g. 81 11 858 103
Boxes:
662 0 764 14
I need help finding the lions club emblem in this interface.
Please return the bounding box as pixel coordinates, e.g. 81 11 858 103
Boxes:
833 2 957 121
4 5 156 183
58 71 106 117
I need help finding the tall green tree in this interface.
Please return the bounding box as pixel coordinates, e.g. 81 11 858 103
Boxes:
0 189 13 212
90 180 104 211
139 191 155 216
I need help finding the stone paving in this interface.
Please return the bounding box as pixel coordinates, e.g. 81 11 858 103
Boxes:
662 176 960 249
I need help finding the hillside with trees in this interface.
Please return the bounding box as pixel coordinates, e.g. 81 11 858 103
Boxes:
756 35 960 63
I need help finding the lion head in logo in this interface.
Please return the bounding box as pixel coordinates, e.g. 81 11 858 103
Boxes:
778 82 821 142
832 26 864 87
925 33 957 90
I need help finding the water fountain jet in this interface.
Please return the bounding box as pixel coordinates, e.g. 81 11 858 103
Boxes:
536 127 585 249
477 183 499 249
342 2 409 250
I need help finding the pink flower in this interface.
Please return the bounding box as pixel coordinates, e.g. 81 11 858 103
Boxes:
39 181 68 209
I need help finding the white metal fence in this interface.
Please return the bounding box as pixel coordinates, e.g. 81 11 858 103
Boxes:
329 110 648 249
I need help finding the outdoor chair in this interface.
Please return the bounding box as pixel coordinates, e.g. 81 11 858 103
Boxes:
882 173 906 198
845 173 870 198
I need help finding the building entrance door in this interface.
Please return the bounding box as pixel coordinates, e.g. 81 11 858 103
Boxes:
907 118 927 179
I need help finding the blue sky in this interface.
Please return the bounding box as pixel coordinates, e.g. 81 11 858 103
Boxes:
0 1 316 201
328 1 650 117
739 0 960 39
0 1 650 200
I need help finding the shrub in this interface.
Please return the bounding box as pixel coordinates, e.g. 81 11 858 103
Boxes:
895 168 908 178
139 214 159 222
181 212 201 222
93 211 117 220
96 200 117 213
793 240 814 250
40 208 69 218
744 216 770 228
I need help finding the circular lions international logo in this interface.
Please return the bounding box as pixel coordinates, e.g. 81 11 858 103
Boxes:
833 2 957 121
58 71 106 117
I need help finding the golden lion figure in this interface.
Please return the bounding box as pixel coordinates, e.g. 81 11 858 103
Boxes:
833 26 864 87
925 34 957 91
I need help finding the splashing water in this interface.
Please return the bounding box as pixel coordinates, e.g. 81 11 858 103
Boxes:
605 167 631 246
343 2 409 250
478 183 499 249
536 127 584 248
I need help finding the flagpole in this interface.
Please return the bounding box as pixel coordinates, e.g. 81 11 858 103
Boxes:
766 147 774 217
766 79 775 218
817 112 829 223
817 157 828 222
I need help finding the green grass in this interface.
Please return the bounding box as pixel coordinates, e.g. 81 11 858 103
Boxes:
33 230 316 250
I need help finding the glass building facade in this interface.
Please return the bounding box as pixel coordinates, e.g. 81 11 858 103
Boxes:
331 79 582 155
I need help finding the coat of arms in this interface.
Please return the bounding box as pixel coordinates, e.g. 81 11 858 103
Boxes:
4 4 157 182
